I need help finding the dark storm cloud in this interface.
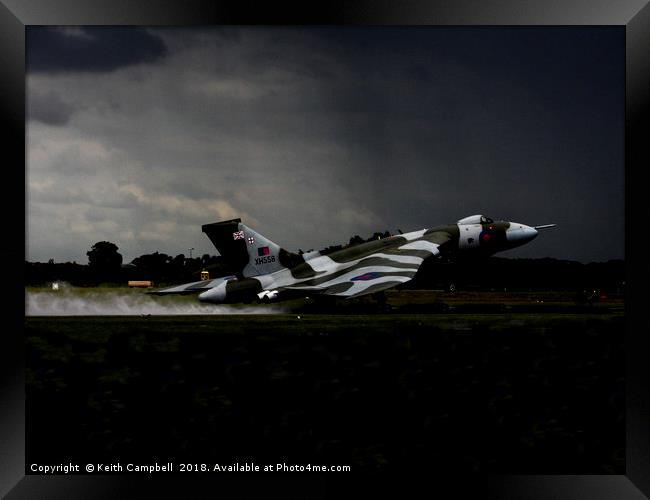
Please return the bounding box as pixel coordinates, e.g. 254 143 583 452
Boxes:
26 27 168 73
27 90 74 125
26 27 624 263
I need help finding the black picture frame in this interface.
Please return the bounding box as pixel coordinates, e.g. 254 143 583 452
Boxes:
2 1 648 498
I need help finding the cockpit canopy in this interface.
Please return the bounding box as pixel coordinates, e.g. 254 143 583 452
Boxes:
457 214 494 225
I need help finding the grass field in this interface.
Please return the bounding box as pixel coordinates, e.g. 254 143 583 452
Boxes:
25 298 625 474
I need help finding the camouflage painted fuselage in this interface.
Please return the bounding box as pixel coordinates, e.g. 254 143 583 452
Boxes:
151 214 545 304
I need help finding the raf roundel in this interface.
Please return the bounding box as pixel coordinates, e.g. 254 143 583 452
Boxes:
351 272 383 281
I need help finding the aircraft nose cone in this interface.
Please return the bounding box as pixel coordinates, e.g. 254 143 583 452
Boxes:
506 224 538 245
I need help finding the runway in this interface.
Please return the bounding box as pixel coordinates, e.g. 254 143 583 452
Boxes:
25 302 624 474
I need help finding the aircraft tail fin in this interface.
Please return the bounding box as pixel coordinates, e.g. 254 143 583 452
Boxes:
202 219 302 278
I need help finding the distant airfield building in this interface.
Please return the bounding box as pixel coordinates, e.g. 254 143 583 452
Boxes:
128 280 154 288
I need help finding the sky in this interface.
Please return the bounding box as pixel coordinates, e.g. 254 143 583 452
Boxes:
26 26 625 264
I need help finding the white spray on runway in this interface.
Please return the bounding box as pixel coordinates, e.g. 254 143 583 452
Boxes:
25 283 285 316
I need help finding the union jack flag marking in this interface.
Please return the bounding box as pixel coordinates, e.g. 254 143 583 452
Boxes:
232 231 244 240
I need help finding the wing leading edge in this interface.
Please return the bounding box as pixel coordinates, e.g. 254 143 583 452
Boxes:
148 276 236 295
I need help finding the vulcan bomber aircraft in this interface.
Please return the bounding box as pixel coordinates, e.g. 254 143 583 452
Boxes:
150 215 556 304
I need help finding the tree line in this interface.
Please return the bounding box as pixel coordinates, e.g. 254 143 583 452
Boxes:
25 231 397 287
26 241 231 287
25 236 625 293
